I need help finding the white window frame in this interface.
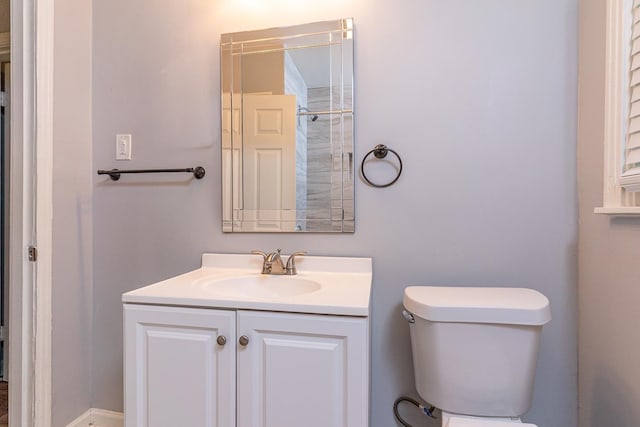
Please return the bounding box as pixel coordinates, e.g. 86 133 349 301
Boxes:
596 0 640 215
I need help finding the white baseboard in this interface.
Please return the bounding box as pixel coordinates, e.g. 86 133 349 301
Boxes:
66 408 124 427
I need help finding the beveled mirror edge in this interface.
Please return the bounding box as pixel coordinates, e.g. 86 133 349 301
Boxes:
220 18 353 45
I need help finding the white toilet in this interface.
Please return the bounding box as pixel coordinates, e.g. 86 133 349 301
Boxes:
402 286 551 427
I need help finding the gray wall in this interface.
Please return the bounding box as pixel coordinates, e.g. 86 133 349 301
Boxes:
52 0 93 425
578 1 640 426
89 1 578 427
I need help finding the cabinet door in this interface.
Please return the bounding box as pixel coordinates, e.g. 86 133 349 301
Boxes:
237 310 369 427
124 304 236 427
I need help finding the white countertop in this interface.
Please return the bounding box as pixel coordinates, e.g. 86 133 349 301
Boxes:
122 253 372 316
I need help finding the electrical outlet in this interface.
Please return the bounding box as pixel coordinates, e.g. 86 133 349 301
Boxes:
116 134 132 160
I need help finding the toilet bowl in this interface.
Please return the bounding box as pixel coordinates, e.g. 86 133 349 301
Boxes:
402 286 551 427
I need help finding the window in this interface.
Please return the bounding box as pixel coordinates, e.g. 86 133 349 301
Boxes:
621 0 640 190
596 0 640 214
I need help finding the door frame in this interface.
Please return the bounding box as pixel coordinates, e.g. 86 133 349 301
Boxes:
8 0 53 425
1 44 10 383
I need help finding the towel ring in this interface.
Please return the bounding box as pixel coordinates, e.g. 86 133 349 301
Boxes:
360 144 403 188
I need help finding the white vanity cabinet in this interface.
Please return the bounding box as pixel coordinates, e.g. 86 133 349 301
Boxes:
236 310 369 427
124 304 369 427
124 304 237 427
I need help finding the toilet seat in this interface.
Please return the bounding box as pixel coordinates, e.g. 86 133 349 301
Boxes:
445 416 537 427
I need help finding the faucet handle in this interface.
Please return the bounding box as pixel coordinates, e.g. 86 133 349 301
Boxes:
251 250 271 274
285 251 307 275
251 250 267 260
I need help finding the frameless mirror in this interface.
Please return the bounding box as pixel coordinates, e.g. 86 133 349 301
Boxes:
221 19 354 232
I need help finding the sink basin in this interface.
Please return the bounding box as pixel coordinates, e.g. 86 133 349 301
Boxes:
197 275 321 298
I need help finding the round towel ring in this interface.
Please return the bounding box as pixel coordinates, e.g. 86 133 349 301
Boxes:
360 144 403 188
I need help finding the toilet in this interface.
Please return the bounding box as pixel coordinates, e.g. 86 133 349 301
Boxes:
402 286 551 427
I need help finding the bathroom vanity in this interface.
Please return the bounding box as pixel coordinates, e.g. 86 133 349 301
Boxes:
123 253 371 427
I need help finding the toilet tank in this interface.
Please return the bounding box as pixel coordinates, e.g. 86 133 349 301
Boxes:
402 286 551 418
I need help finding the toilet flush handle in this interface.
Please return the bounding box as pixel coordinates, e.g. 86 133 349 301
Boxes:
402 310 415 323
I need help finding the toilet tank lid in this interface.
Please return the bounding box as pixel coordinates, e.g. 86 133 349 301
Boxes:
446 417 538 427
403 286 551 326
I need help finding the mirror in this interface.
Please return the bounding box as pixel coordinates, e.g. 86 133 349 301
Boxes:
221 19 354 233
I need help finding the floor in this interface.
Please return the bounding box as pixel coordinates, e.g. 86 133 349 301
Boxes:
0 381 7 425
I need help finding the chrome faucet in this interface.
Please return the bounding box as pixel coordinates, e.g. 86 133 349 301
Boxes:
251 249 306 275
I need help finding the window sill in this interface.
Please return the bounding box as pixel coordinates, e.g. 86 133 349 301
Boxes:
594 207 640 216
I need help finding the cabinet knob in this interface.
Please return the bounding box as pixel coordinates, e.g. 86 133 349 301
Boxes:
216 335 227 346
239 335 250 346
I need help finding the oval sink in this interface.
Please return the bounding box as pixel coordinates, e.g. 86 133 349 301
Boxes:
198 275 321 298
